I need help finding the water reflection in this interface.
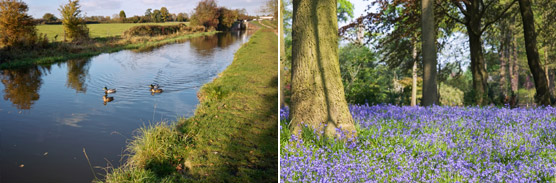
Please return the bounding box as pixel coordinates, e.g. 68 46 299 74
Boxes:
190 31 244 57
0 66 49 110
66 59 91 93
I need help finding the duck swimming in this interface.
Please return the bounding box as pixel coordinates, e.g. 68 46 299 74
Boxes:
151 88 163 93
104 87 116 94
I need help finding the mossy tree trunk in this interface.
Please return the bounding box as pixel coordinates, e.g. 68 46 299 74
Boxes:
280 0 286 108
290 0 356 138
421 0 437 106
518 0 551 106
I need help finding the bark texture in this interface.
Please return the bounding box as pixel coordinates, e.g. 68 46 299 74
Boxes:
411 40 418 107
290 0 356 137
518 0 551 105
421 0 437 106
280 0 286 107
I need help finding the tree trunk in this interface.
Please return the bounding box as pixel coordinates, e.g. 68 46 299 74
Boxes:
499 41 508 98
511 37 519 93
290 0 355 138
279 0 286 108
411 39 418 107
467 25 489 105
421 0 437 106
518 0 551 106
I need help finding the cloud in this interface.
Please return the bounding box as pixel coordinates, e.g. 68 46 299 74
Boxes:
81 0 122 13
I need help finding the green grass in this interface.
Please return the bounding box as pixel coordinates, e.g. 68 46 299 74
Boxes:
37 22 185 42
103 28 278 182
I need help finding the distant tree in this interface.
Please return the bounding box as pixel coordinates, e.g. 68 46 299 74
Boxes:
160 7 170 22
517 0 551 105
119 10 126 22
190 0 219 28
59 0 89 41
176 12 188 22
0 0 38 48
337 0 353 23
218 7 238 30
42 13 58 22
261 0 277 19
151 9 162 22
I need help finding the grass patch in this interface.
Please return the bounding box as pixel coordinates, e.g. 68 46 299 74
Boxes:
104 27 278 182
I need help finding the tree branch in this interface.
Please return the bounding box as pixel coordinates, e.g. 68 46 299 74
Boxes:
437 1 467 24
481 0 518 34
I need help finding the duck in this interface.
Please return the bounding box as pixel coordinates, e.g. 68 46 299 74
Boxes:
104 87 116 94
151 88 163 93
150 84 160 89
103 94 114 105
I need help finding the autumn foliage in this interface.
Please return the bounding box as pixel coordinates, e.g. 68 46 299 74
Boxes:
0 0 41 48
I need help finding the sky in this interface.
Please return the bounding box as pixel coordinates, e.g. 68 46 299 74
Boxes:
26 0 268 19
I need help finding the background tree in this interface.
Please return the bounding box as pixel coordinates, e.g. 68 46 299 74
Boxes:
59 0 89 41
218 7 237 30
190 0 219 29
160 7 170 22
517 0 550 105
421 0 438 106
119 10 126 22
290 0 356 137
337 0 354 23
437 0 518 105
176 12 188 22
42 13 58 23
0 0 37 48
151 9 162 22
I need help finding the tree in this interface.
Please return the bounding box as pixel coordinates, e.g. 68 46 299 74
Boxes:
218 7 237 30
438 0 518 105
337 0 353 23
517 0 551 105
59 0 89 41
290 0 356 138
119 10 126 22
151 9 162 22
160 7 170 22
190 0 219 28
42 13 58 22
0 0 37 48
176 12 188 22
262 0 278 19
421 0 438 106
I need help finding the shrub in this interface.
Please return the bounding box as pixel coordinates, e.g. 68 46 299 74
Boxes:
59 0 89 42
123 24 205 37
0 0 38 48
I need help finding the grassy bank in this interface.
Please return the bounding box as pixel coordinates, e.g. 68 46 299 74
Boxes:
0 29 217 69
103 28 278 182
37 22 184 41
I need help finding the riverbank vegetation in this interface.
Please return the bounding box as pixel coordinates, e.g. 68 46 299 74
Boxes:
103 26 278 182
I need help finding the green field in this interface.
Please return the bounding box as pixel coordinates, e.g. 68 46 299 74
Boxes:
37 22 185 41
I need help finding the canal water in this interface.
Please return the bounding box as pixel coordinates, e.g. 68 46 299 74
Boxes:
0 31 250 182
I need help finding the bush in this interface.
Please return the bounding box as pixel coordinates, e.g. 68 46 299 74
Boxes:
0 0 38 48
59 0 89 42
439 83 464 106
123 24 205 37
